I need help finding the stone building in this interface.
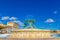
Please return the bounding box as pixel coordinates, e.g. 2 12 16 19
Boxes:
7 22 18 30
7 20 60 38
0 20 60 38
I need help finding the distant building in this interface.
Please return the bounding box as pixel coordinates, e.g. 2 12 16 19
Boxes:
7 22 18 30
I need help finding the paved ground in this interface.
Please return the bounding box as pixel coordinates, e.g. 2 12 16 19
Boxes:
0 38 60 40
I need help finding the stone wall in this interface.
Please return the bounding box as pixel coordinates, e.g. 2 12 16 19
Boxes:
0 38 60 40
8 29 51 38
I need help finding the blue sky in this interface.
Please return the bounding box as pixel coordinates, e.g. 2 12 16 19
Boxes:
0 0 60 30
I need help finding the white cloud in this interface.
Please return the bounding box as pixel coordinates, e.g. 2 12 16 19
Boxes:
10 17 17 20
1 16 17 21
1 16 24 26
1 16 9 20
12 20 24 26
45 18 55 23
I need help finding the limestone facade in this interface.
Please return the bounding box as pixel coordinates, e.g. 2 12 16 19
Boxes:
8 29 51 38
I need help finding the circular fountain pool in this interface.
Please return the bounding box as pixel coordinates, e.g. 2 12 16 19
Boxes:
0 34 10 38
51 34 60 38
